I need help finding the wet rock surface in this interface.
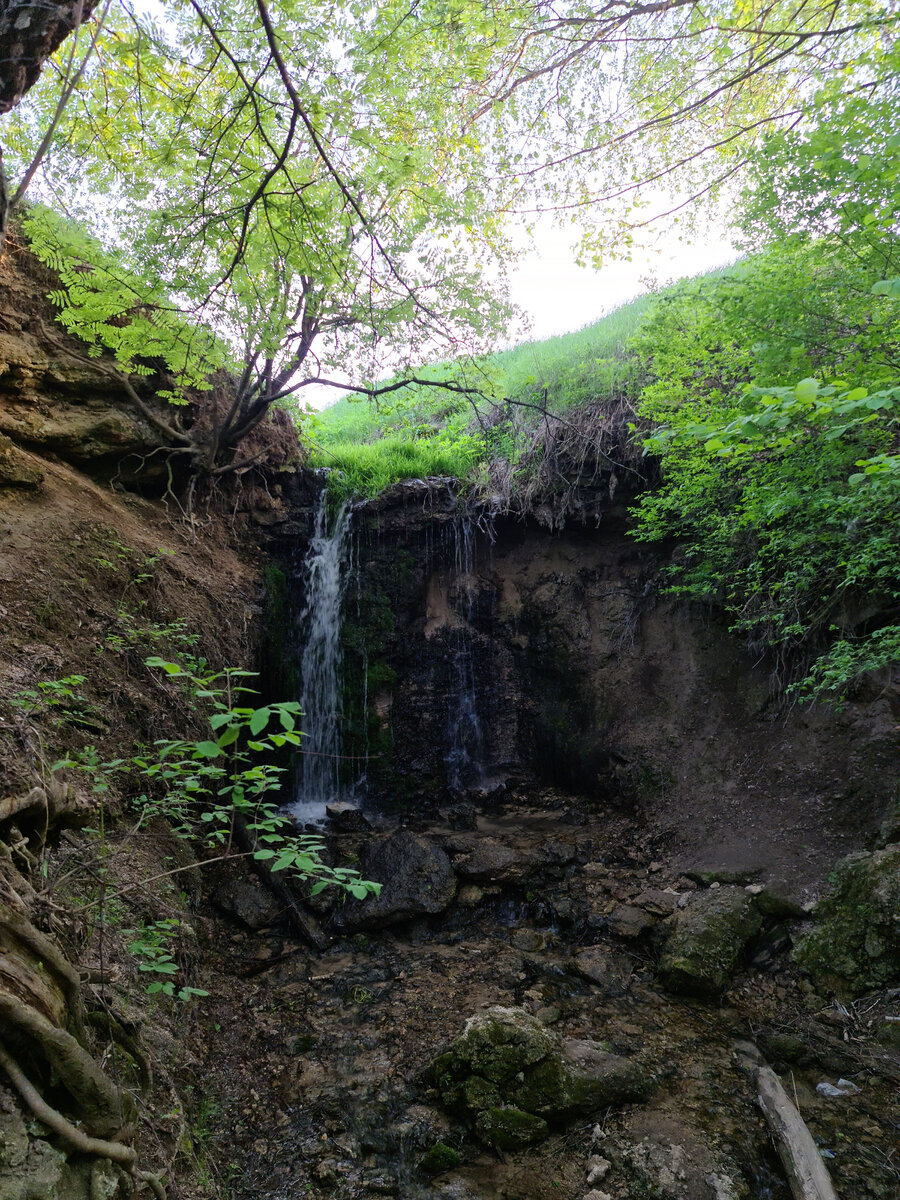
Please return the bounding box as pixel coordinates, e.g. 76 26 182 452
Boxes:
657 886 763 997
197 795 900 1200
333 830 457 930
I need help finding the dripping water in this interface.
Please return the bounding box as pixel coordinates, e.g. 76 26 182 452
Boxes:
291 491 352 824
445 514 486 794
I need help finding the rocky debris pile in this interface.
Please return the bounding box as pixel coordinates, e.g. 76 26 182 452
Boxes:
431 1006 652 1150
793 843 900 995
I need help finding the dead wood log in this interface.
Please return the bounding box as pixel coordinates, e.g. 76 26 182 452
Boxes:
735 1042 839 1200
231 812 330 951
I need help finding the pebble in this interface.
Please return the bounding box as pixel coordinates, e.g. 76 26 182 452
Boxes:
585 1154 611 1183
582 1191 612 1200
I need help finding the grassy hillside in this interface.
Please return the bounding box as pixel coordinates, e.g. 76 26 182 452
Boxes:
302 290 662 498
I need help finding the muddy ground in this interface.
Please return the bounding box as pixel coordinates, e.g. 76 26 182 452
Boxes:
196 794 900 1200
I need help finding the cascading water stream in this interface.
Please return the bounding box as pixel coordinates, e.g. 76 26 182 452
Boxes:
291 491 352 823
444 514 486 794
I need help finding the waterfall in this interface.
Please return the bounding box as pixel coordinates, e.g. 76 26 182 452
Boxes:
445 515 486 794
291 492 352 823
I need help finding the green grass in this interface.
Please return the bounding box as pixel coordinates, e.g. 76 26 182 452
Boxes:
308 432 484 501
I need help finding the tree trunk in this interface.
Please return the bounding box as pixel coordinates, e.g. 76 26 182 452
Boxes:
0 0 97 114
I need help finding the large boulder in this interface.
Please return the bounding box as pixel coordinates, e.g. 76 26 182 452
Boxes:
335 831 456 930
432 1007 651 1149
794 844 900 995
657 887 762 997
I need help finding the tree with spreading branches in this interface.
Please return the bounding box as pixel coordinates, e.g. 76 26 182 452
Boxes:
1 0 896 479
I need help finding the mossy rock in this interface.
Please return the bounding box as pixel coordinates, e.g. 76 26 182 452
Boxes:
474 1106 548 1150
438 1007 556 1089
794 845 900 995
657 887 762 997
418 1143 462 1175
432 1007 652 1141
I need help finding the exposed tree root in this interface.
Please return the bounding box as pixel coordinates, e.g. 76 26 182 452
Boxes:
0 1037 135 1164
85 1008 154 1094
0 785 47 825
0 991 127 1136
0 1037 166 1199
0 900 86 1042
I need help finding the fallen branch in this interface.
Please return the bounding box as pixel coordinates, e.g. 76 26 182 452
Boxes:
735 1042 839 1200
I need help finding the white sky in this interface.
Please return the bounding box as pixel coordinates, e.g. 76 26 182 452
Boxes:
506 220 737 344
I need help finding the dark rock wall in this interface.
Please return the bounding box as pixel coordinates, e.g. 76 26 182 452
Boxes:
278 478 898 890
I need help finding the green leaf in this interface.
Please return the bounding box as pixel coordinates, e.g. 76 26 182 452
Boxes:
794 378 819 403
872 277 900 298
249 708 271 735
194 741 222 758
216 725 240 748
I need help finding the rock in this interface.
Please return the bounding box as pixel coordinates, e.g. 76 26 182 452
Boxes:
754 878 808 918
685 867 761 886
573 946 617 986
454 838 537 884
325 801 372 832
432 1006 650 1145
434 1008 556 1100
793 845 900 995
608 904 656 938
570 946 634 997
657 886 762 997
362 1174 399 1194
875 1019 900 1051
213 879 282 930
876 792 900 849
0 434 42 489
447 803 478 831
758 1032 809 1064
635 889 679 917
336 831 456 929
815 1079 860 1098
474 1106 548 1150
582 1192 612 1200
585 1155 611 1184
550 1038 651 1113
456 884 485 907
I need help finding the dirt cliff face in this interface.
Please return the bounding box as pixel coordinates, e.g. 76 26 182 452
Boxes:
305 482 899 897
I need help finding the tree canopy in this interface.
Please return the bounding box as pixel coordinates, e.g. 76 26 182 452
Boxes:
0 0 897 486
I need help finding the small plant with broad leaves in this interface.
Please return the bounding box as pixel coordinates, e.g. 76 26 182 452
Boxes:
9 674 97 728
60 658 379 902
127 919 209 1002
